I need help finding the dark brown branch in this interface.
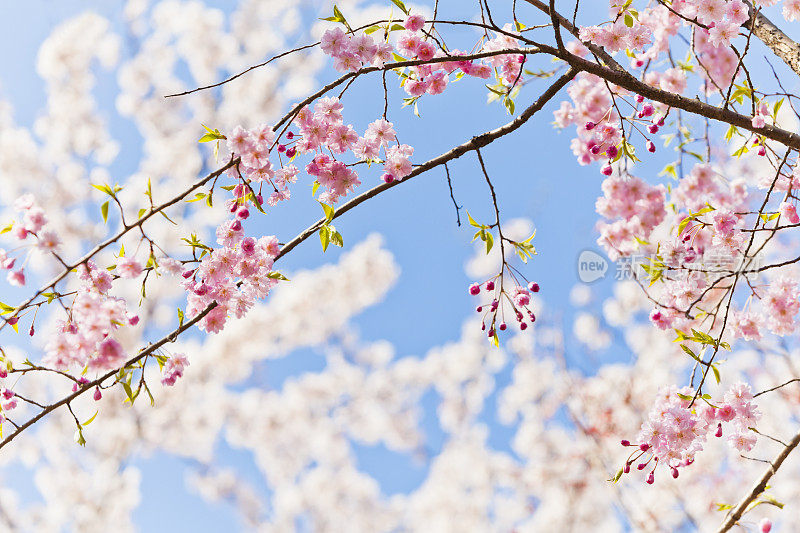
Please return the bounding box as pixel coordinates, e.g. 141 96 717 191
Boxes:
744 1 800 78
717 429 800 532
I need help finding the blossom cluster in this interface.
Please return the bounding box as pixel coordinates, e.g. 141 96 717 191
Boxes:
43 260 139 371
622 382 761 483
596 174 666 261
225 123 298 208
1 194 64 287
294 101 413 196
160 353 189 386
182 183 282 335
320 14 526 102
730 275 800 340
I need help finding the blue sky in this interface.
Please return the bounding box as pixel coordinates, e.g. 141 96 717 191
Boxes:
8 0 797 530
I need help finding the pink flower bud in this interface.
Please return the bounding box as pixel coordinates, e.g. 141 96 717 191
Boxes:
601 164 613 176
469 283 481 295
646 141 656 153
760 518 772 533
485 281 495 291
93 387 102 401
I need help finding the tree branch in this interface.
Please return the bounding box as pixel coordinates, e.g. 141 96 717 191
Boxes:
717 429 800 532
744 1 800 78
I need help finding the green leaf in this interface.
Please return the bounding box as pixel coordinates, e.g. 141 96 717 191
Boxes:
330 228 344 248
0 301 16 314
320 5 351 30
680 344 702 363
198 124 225 143
774 97 784 116
143 381 155 407
177 307 184 328
467 212 484 228
319 225 331 252
503 97 515 115
390 0 409 14
42 292 57 304
711 363 721 384
267 271 290 281
82 410 99 426
320 202 335 223
92 183 121 198
186 192 207 203
159 211 178 225
100 201 109 223
484 232 493 254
